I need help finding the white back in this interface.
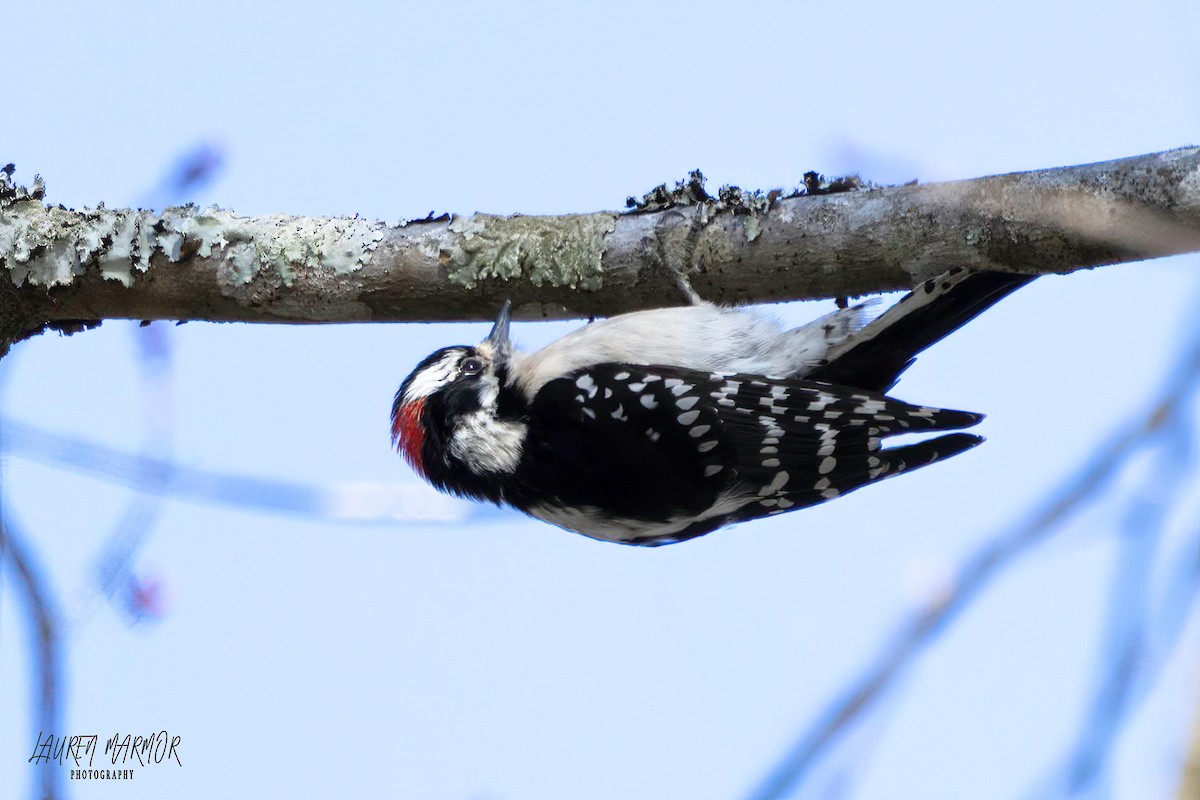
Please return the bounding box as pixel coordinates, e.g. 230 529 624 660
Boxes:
509 303 872 400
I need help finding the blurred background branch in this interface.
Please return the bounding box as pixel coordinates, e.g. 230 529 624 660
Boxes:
745 282 1200 800
0 415 506 526
0 512 62 800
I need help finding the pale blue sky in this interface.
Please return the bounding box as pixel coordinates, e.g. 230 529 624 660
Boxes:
2 2 1199 799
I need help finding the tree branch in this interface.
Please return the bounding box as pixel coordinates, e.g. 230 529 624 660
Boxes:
3 148 1200 352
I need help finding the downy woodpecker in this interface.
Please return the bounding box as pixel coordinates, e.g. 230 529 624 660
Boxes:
391 269 1033 545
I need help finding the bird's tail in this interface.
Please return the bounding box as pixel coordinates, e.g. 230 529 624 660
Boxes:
806 269 1035 393
876 431 985 481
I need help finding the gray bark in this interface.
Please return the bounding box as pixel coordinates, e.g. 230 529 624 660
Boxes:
2 148 1200 353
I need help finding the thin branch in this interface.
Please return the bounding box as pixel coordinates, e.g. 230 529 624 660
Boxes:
0 513 62 800
0 416 504 525
743 280 1200 800
1058 404 1193 796
88 144 224 623
2 149 1200 353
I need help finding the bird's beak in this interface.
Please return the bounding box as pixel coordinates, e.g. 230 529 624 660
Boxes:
485 300 512 355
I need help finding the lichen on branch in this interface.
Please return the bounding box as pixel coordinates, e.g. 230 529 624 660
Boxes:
2 148 1200 357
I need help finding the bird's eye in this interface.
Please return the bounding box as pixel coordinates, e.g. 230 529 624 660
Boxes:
459 357 485 376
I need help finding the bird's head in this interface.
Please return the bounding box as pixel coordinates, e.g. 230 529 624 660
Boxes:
390 301 515 482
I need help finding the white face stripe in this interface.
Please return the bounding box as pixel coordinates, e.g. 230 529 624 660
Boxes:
403 351 464 403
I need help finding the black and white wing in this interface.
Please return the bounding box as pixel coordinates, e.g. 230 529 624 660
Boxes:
509 363 982 546
695 372 982 533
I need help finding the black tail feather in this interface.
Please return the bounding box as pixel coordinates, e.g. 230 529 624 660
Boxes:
880 432 984 478
808 269 1035 393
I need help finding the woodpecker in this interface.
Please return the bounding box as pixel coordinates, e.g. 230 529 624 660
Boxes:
391 269 1034 545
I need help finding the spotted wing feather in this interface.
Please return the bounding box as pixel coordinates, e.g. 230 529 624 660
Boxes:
511 364 730 535
511 363 982 545
691 375 983 533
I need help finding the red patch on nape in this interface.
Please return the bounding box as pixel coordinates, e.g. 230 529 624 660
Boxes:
391 398 428 477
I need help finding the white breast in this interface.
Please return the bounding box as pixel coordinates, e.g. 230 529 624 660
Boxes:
449 412 528 475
